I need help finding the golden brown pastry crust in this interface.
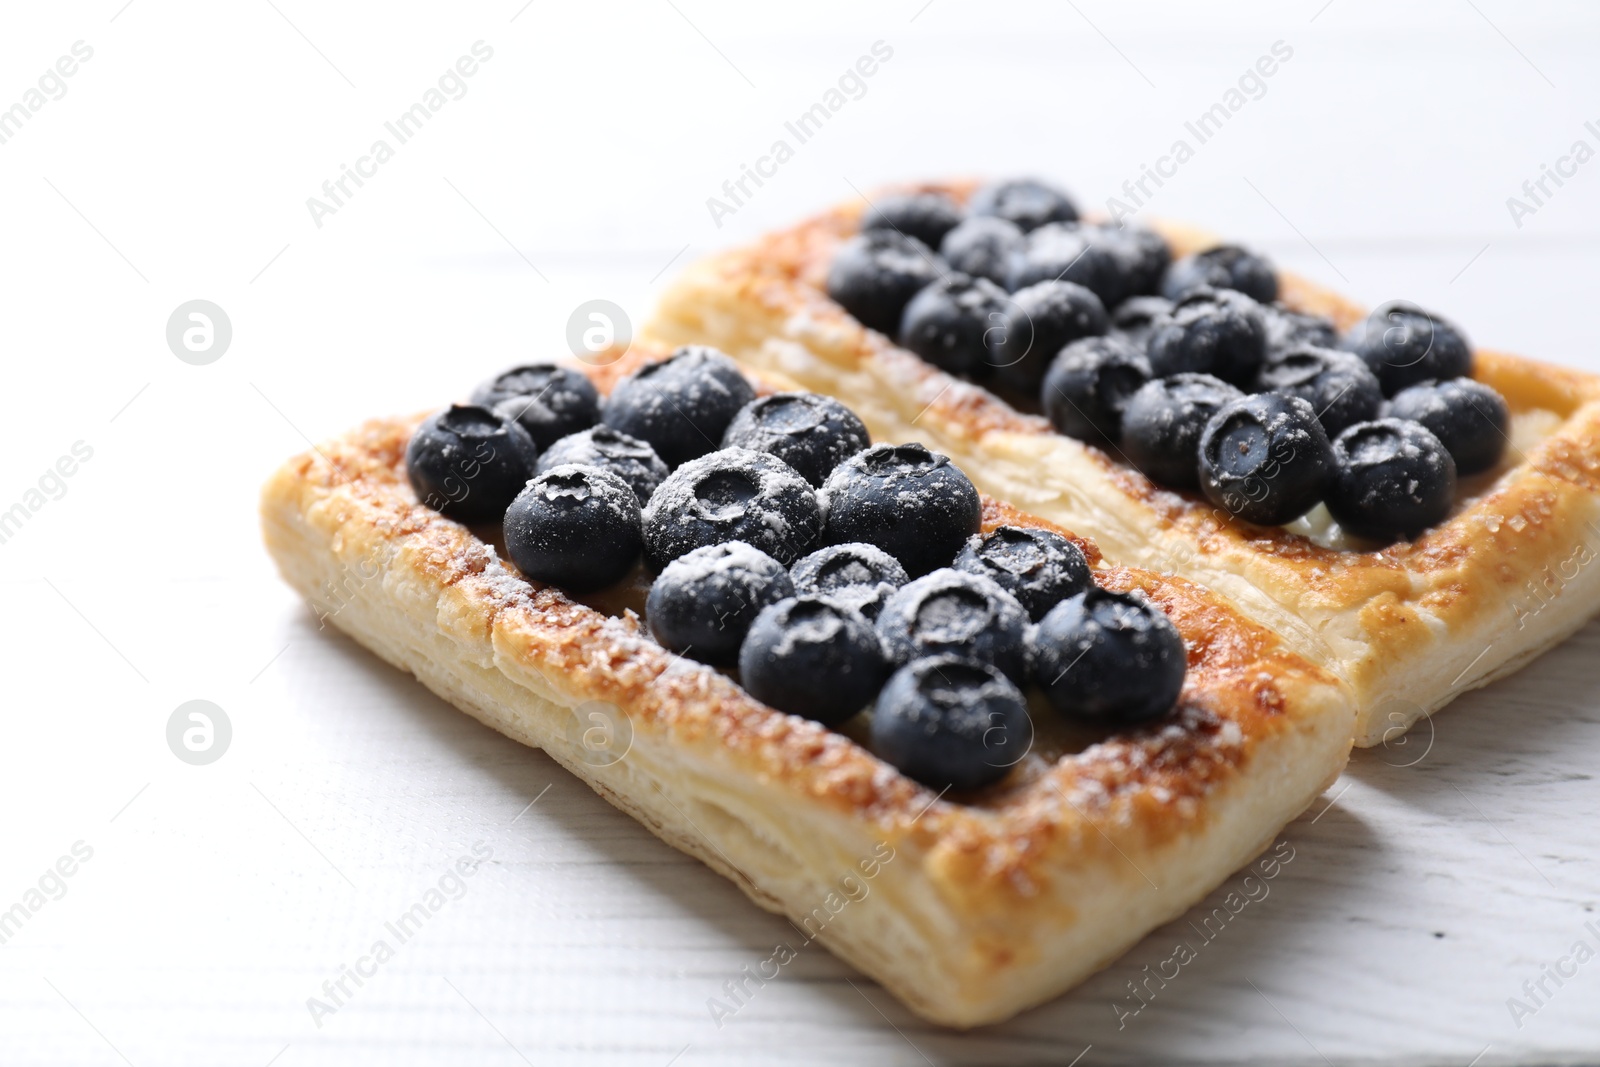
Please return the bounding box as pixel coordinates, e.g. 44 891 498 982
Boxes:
646 183 1600 746
260 393 1352 1027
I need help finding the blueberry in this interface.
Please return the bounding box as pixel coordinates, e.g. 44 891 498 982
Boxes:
821 443 982 578
953 525 1091 621
898 272 1009 378
1146 288 1268 387
967 178 1079 232
1120 373 1244 491
870 656 1031 791
1325 419 1457 543
1198 393 1333 526
642 448 821 568
536 425 668 506
503 464 642 592
602 346 756 469
989 279 1109 395
1161 244 1278 304
1385 378 1509 476
1006 222 1126 306
861 192 965 250
722 392 870 488
1097 225 1172 298
1341 301 1472 396
876 568 1030 682
739 596 890 725
471 363 601 451
406 404 540 523
938 216 1025 286
1110 295 1174 352
646 542 792 665
1041 335 1151 444
790 542 909 620
826 230 946 336
1257 345 1383 438
1261 304 1339 356
1032 587 1186 726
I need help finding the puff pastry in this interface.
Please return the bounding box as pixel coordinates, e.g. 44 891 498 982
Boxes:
647 182 1600 747
260 364 1353 1027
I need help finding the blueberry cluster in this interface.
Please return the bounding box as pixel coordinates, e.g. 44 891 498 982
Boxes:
825 179 1511 545
407 346 1189 794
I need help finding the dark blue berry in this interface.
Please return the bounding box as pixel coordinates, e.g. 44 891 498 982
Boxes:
471 363 601 451
406 404 540 523
1326 419 1457 543
938 215 1024 286
898 272 1008 378
953 525 1091 621
1006 222 1126 306
1146 288 1268 387
1261 304 1339 356
790 542 909 620
739 596 890 725
602 346 756 469
1198 393 1333 526
722 392 870 488
646 542 792 665
1161 244 1278 304
1341 302 1472 396
1258 345 1383 438
870 655 1031 791
642 448 821 568
861 192 965 250
1385 378 1508 476
1041 335 1151 444
968 178 1079 232
876 568 1029 682
821 443 982 578
1110 295 1174 352
1094 224 1172 299
1032 587 1186 726
503 463 641 592
827 230 946 336
989 279 1108 395
536 425 668 506
1120 373 1244 491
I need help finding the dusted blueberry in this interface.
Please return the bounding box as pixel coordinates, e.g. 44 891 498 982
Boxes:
1386 378 1509 476
642 448 821 568
821 443 982 578
790 542 909 620
1198 393 1333 526
1162 244 1278 304
1326 419 1457 543
1041 335 1151 444
862 192 965 250
1262 304 1339 356
722 392 870 488
1258 345 1383 438
503 463 642 592
898 272 1009 378
1112 225 1173 297
646 541 792 665
876 568 1030 682
953 525 1091 621
826 230 946 336
602 346 756 468
939 215 1025 286
1110 295 1174 352
472 363 602 450
1032 587 1186 726
536 425 668 505
739 596 890 725
406 404 540 524
871 656 1030 791
1006 222 1126 306
1146 288 1268 387
1120 373 1244 491
1342 301 1473 396
968 178 1079 232
989 279 1109 395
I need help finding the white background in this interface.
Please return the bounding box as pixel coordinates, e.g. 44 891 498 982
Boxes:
1 1 1598 1064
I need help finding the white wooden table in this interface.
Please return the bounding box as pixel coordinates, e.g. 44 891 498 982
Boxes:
1 2 1597 1063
